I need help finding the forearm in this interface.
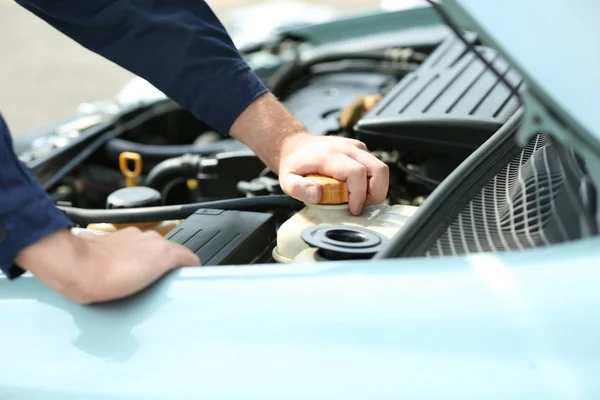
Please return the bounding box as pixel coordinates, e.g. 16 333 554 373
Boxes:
230 92 309 173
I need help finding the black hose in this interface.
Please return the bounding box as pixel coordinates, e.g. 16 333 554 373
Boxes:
41 106 162 191
59 195 304 225
104 138 240 166
396 160 441 188
145 154 202 192
238 31 306 55
311 64 418 78
268 51 417 98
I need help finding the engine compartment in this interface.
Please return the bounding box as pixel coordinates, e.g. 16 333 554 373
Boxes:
29 31 528 265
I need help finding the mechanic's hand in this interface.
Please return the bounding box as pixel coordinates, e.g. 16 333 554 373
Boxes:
17 227 200 304
229 93 389 214
277 133 389 215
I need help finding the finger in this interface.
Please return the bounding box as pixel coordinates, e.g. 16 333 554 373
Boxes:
167 242 201 267
343 146 389 205
279 173 323 204
141 229 163 239
141 230 200 267
348 139 368 152
321 153 368 215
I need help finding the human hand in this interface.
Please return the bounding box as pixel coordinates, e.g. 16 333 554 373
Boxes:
277 133 389 215
229 93 389 214
17 227 199 304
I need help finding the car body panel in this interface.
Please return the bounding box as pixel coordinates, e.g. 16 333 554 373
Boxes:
282 4 439 45
1 236 600 398
445 0 600 146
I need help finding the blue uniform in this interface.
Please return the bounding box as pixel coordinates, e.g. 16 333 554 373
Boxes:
0 0 268 278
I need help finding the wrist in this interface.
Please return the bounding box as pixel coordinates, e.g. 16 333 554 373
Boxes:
16 228 79 266
16 228 91 301
268 127 309 175
275 130 311 173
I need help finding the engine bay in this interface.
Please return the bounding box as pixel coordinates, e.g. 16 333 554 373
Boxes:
24 31 529 265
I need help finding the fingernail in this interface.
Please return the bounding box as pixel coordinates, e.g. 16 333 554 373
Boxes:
352 204 363 215
305 186 318 202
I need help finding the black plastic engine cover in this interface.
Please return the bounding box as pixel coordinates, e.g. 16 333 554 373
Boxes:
355 33 522 154
165 209 275 266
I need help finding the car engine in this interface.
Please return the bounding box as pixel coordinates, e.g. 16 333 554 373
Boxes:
19 29 596 266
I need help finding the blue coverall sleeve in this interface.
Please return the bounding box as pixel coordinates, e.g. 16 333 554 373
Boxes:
1 0 269 277
0 116 72 278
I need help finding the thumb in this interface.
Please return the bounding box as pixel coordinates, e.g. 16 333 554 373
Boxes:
280 173 323 204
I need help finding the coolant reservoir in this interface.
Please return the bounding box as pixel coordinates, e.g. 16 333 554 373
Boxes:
272 175 418 263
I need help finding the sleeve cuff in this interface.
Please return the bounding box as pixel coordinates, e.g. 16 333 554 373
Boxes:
0 193 72 279
190 60 269 135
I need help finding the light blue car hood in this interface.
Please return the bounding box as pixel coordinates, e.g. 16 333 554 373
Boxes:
445 0 600 147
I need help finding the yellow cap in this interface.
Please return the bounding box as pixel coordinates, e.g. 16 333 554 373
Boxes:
307 174 349 204
339 94 383 130
119 152 143 187
186 179 199 190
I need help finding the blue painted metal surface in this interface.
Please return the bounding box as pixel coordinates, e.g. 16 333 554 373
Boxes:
446 0 600 145
283 5 442 45
1 236 600 399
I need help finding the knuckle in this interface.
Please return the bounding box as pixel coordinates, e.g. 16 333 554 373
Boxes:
350 164 368 178
122 226 142 235
160 241 174 255
350 139 368 150
376 161 390 176
167 243 187 262
164 242 176 256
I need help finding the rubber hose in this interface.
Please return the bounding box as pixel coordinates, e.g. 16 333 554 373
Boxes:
145 154 203 191
104 138 232 165
59 195 304 225
268 51 413 98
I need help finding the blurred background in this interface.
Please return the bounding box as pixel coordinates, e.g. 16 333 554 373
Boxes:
0 0 388 136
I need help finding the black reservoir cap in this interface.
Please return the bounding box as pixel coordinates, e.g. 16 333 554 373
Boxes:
106 186 162 209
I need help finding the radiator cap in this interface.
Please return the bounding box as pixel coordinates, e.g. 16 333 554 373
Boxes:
306 174 349 205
